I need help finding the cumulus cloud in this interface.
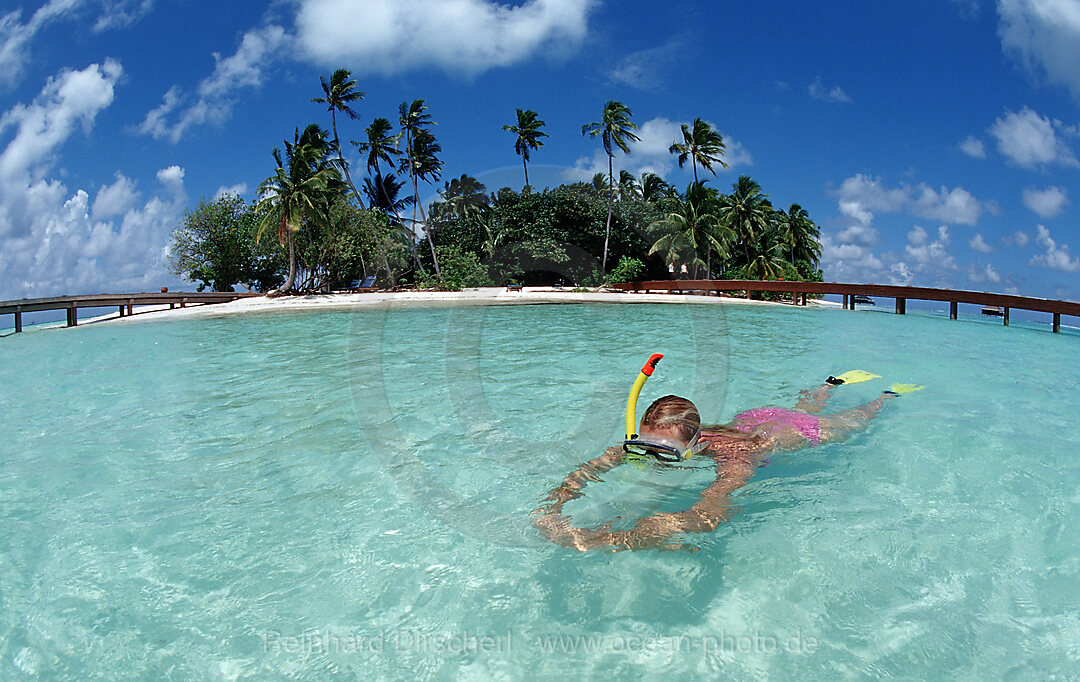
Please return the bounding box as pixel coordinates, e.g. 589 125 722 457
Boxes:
966 262 1001 283
1021 185 1069 218
0 60 122 235
989 107 1079 169
998 0 1080 101
1005 230 1030 246
92 172 139 219
1030 224 1080 272
969 232 995 253
295 0 594 75
139 25 289 143
0 64 184 299
904 224 957 272
819 231 884 282
808 77 851 103
835 173 986 227
960 136 987 158
567 117 750 182
213 183 248 201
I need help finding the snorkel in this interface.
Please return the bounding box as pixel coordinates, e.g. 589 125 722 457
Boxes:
625 353 664 442
622 354 705 462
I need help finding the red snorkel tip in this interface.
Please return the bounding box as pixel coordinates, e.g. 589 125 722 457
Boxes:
640 353 664 376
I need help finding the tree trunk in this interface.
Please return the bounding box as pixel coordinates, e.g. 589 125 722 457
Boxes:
271 233 297 296
332 111 365 210
416 186 440 277
602 152 613 277
523 156 529 189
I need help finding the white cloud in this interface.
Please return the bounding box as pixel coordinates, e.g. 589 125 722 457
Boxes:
0 64 183 299
989 107 1079 169
904 224 957 272
0 61 122 235
1021 185 1069 218
1005 230 1030 247
295 0 594 75
0 0 84 87
960 136 987 158
92 172 139 219
808 77 851 103
835 173 987 227
139 25 289 143
93 0 154 32
1030 224 1080 272
608 37 682 89
966 262 1001 283
969 232 995 253
819 231 883 282
213 183 248 201
567 116 750 183
998 0 1080 101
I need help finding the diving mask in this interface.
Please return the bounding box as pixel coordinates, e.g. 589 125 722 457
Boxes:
621 353 704 462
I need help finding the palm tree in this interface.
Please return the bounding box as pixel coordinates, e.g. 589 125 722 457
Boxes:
405 126 444 276
647 182 731 279
776 203 822 268
718 175 773 271
640 172 674 204
356 117 400 175
438 174 489 220
502 109 548 189
669 118 728 183
362 171 412 282
582 100 640 275
312 69 365 209
397 99 434 271
256 124 342 295
742 227 788 281
618 170 641 200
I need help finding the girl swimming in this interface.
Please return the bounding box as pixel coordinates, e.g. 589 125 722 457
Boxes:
533 382 896 551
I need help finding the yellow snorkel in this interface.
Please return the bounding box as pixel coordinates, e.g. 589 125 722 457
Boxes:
625 353 664 441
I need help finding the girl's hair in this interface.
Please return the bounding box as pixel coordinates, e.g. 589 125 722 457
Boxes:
640 395 700 443
642 395 755 444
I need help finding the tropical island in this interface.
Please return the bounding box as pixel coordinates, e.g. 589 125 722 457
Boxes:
167 69 824 297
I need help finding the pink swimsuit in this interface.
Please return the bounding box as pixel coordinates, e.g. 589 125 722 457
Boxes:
730 407 821 445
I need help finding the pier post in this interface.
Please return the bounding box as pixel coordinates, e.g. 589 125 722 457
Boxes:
127 300 134 316
1003 307 1010 326
1053 313 1061 333
118 305 125 317
950 301 957 320
66 305 77 327
14 308 21 333
842 294 849 309
895 298 906 315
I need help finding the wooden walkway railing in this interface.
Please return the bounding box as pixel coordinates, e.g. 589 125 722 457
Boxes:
611 280 1080 333
1 291 259 333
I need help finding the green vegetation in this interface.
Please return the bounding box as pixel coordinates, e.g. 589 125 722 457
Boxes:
168 69 823 294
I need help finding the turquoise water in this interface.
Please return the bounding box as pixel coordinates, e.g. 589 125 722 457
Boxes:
2 302 1079 679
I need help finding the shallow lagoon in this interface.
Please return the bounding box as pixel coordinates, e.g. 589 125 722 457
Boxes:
2 302 1079 679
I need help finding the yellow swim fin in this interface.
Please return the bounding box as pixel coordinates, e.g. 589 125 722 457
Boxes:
888 383 925 394
826 370 881 386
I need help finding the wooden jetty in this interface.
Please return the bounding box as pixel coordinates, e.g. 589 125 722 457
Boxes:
1 291 258 333
611 280 1080 333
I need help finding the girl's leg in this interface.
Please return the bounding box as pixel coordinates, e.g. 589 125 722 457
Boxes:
817 393 895 442
795 383 835 414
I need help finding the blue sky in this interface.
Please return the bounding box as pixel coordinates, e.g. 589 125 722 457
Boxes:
1 0 1079 302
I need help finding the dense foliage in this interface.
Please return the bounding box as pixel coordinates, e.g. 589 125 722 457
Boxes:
168 69 823 293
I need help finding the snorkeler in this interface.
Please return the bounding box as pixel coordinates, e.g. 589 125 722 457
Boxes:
534 357 919 552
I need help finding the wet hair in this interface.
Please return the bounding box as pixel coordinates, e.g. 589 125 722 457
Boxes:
640 395 701 443
642 394 755 445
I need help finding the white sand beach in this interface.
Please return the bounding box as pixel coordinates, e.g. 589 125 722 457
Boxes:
83 287 837 326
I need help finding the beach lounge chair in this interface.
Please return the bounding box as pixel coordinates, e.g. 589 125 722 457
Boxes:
345 275 378 292
506 282 524 292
